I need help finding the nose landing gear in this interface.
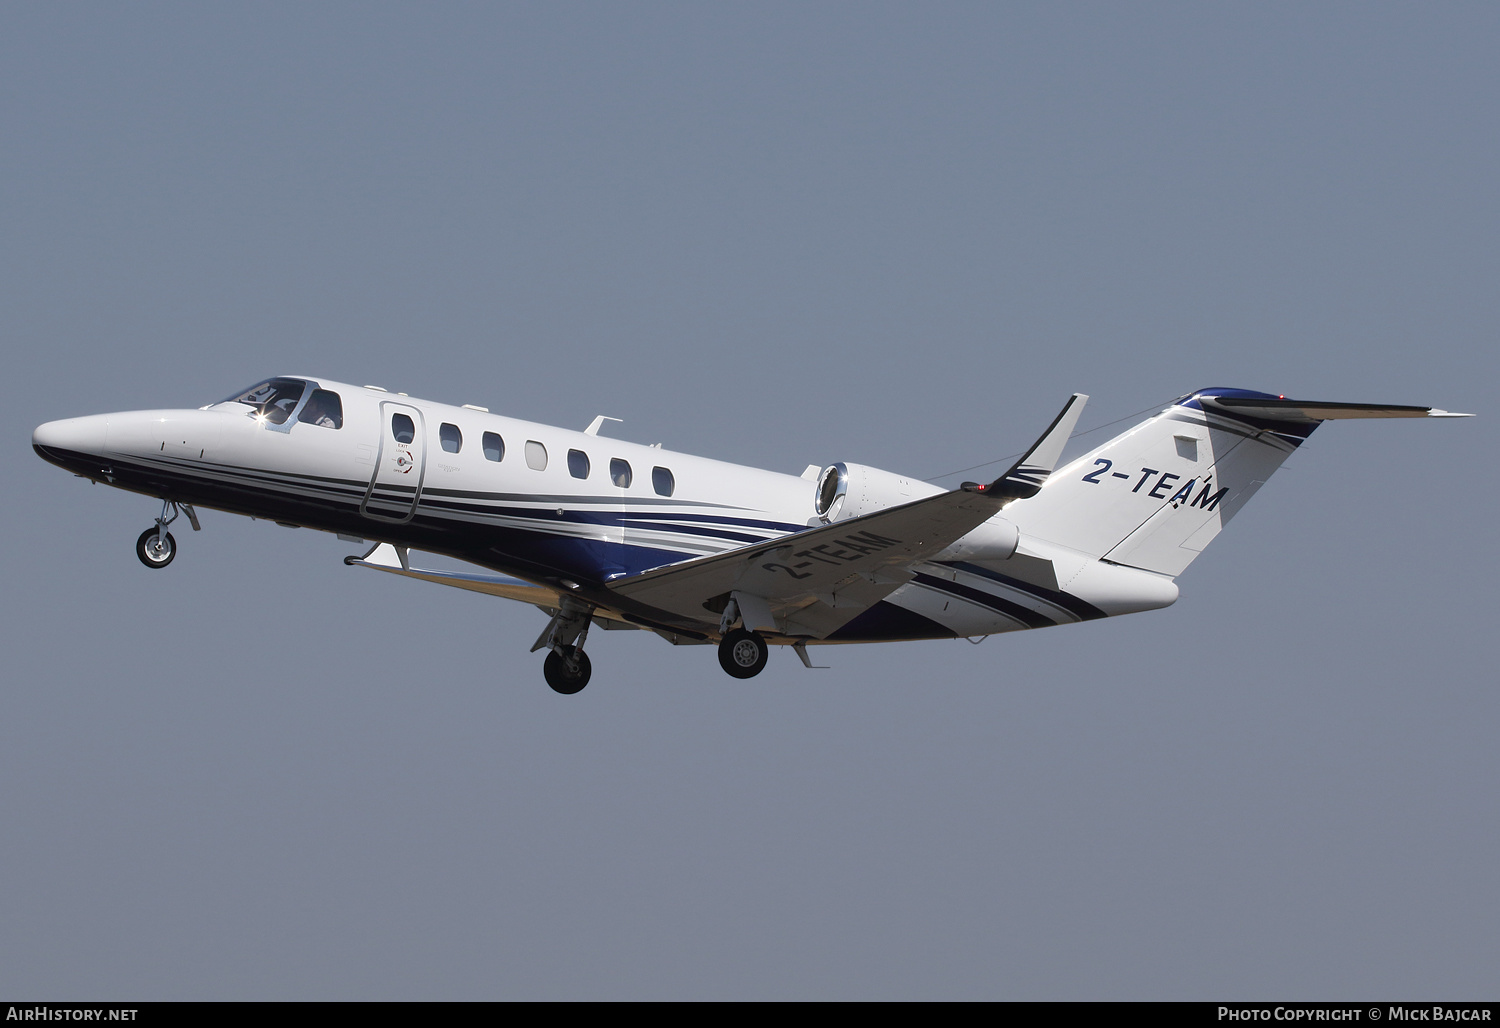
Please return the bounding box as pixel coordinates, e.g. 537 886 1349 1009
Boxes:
134 499 199 569
136 526 176 568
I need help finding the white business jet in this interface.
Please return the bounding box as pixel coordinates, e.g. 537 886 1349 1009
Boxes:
32 379 1469 694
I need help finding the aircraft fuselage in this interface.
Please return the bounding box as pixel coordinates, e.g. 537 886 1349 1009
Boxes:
42 376 1449 693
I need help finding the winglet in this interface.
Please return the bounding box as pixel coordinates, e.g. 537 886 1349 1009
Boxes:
965 393 1089 503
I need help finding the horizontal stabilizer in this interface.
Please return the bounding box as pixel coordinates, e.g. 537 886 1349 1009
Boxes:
1201 396 1472 422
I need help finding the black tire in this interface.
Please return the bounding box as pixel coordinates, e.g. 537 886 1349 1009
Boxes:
136 527 176 569
543 646 592 694
718 629 768 679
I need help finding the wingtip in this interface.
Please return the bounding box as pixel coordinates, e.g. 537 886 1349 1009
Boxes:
981 392 1090 501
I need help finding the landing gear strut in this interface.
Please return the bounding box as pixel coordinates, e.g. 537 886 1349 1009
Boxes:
135 499 198 569
532 596 596 694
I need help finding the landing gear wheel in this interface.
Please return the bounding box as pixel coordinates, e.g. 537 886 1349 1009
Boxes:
543 646 592 695
718 628 769 679
136 527 176 569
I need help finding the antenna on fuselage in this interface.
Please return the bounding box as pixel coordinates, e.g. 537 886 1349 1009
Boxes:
584 416 622 436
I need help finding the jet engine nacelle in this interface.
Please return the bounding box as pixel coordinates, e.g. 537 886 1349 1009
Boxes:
814 461 1019 562
814 462 943 523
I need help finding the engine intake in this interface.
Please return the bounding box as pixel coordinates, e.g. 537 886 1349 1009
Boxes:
814 462 942 522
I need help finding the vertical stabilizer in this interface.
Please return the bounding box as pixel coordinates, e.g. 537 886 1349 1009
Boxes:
1005 388 1468 578
1006 389 1315 577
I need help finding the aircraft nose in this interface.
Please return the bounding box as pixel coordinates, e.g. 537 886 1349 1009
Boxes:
32 415 108 465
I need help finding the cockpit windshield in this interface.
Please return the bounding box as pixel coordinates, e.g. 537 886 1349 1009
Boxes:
222 378 309 425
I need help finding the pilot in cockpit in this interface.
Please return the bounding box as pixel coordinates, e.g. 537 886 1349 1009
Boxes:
297 389 343 430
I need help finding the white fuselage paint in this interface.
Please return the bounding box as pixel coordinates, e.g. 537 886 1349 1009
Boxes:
33 377 1179 644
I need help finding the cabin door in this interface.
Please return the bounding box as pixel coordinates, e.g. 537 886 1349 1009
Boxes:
361 402 426 523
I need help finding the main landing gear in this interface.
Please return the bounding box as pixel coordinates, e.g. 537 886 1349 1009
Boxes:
718 628 769 679
533 597 595 695
527 592 794 692
543 646 592 695
715 595 770 679
135 499 199 569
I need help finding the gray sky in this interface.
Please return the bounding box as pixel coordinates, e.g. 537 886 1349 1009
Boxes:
3 2 1496 1000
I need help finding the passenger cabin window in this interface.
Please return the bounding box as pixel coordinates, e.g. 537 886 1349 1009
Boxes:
567 449 590 479
610 458 632 488
299 389 343 429
223 377 308 425
391 413 415 444
440 423 462 453
483 432 505 462
525 440 547 471
652 466 674 497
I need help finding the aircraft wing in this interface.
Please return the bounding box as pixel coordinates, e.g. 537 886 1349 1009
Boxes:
344 543 713 641
345 542 565 604
608 394 1087 638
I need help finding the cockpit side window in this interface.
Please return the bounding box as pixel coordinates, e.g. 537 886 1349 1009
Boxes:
300 389 343 429
223 378 309 425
